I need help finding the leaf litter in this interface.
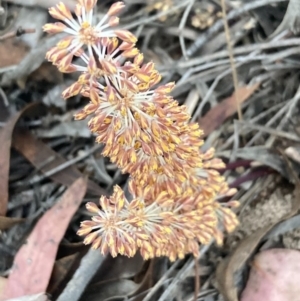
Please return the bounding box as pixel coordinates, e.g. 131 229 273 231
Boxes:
0 103 39 216
241 249 300 301
2 178 87 300
1 0 300 301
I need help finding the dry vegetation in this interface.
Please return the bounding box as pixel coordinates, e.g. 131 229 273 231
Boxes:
1 0 300 300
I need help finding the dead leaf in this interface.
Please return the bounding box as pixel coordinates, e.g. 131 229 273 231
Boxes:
0 39 29 68
0 103 38 216
217 226 275 301
48 253 83 299
12 129 106 196
219 146 300 183
2 178 87 300
264 213 300 241
57 242 87 259
92 254 144 283
241 249 300 301
216 175 300 301
0 277 7 298
0 216 24 230
80 254 146 301
269 0 300 38
29 63 63 85
4 294 49 301
130 260 156 301
198 83 260 137
81 279 140 301
0 4 46 69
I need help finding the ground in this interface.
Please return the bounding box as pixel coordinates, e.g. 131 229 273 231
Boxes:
1 0 300 301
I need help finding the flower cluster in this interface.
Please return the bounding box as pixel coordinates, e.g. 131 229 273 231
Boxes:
44 0 239 261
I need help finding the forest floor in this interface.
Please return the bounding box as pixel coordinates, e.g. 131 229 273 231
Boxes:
1 0 300 300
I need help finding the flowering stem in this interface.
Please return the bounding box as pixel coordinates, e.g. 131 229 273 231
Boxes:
43 0 239 261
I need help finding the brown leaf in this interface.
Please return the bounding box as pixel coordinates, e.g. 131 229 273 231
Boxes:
0 103 38 216
4 294 49 301
130 260 156 301
29 63 63 85
12 129 106 196
2 178 87 300
216 179 300 301
71 253 146 301
57 242 88 259
82 279 139 301
0 216 24 230
198 83 260 137
241 249 300 301
92 253 144 283
48 253 83 299
0 276 7 297
0 39 29 68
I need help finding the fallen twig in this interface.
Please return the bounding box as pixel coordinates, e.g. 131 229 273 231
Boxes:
56 249 105 301
0 27 36 41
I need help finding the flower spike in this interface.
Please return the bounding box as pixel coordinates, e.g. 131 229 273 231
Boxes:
44 0 239 261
